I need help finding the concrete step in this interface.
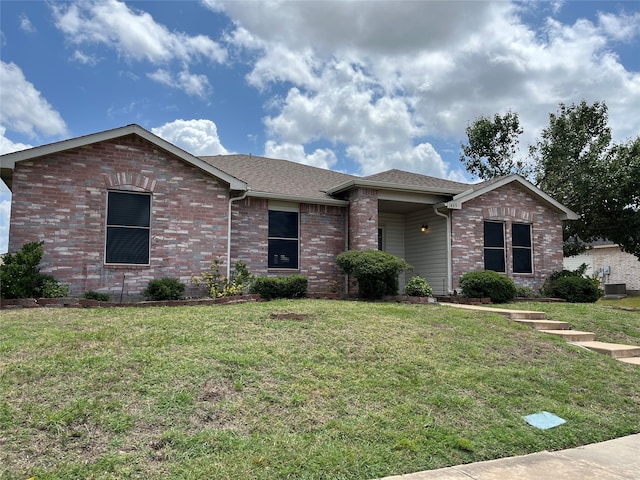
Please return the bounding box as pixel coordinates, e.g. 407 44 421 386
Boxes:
539 329 597 342
513 319 571 330
508 311 546 320
572 341 640 359
439 303 546 320
619 357 640 365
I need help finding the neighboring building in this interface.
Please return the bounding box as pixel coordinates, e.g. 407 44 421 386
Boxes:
0 124 578 298
564 241 640 295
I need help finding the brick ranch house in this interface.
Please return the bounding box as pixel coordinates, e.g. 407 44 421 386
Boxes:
0 124 578 298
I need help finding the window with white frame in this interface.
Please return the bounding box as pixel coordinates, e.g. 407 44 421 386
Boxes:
105 191 151 265
268 208 299 269
512 223 533 273
483 221 505 272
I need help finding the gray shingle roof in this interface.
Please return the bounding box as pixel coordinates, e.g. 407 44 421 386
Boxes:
364 169 470 193
202 155 474 200
201 154 356 201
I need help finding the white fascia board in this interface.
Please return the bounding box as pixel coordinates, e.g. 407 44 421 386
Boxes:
0 124 248 191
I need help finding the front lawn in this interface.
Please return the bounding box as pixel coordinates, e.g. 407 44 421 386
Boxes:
1 300 639 479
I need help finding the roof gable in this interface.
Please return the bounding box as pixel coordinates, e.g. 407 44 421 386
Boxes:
0 124 247 191
445 174 579 220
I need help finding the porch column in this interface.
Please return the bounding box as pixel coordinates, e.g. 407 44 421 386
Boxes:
348 188 379 250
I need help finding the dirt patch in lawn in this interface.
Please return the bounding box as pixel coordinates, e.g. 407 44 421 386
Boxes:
269 313 311 321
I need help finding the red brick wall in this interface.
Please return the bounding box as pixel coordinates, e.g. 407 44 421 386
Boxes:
450 182 564 293
230 198 347 294
348 188 379 250
300 203 347 293
8 135 230 297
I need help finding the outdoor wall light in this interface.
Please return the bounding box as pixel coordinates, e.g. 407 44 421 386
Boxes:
421 224 429 233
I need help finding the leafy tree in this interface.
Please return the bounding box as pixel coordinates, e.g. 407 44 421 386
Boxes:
460 111 529 180
596 137 640 258
531 100 640 259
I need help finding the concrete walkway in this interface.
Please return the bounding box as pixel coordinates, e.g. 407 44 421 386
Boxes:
378 433 640 479
439 303 640 365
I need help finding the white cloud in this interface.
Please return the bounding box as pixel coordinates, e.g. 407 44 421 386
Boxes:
152 119 228 156
51 0 226 99
215 1 640 178
0 61 67 138
598 11 640 42
148 68 211 98
71 50 100 66
0 126 32 155
213 0 500 55
19 14 35 33
52 0 226 64
264 140 337 170
346 142 448 178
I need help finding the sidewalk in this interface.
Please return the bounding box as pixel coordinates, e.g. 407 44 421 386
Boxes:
379 433 640 479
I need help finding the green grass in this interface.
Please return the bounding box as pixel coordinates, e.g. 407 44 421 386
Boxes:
598 295 640 309
1 300 639 479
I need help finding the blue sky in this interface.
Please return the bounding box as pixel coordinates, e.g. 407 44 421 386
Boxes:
1 1 639 253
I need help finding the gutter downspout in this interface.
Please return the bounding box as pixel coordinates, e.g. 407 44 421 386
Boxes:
433 204 452 295
344 204 350 296
227 191 249 279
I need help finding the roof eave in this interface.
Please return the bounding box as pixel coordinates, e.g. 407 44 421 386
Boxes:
246 191 349 206
326 178 466 196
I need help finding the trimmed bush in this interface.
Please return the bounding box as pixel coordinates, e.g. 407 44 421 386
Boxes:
459 270 517 303
83 290 111 302
515 285 537 298
404 276 433 297
0 241 67 299
336 250 411 300
548 276 602 303
37 274 70 298
541 263 594 299
250 275 308 300
142 278 185 301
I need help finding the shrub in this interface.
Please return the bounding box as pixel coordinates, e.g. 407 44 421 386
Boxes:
142 278 185 301
404 276 433 297
0 241 67 299
459 270 517 303
192 259 254 298
336 250 411 300
548 276 602 303
83 290 111 302
250 275 308 300
37 274 70 298
542 263 590 297
515 285 538 298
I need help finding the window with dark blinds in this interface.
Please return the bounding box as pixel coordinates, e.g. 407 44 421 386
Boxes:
268 210 299 269
484 221 505 272
512 223 533 273
105 191 151 264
